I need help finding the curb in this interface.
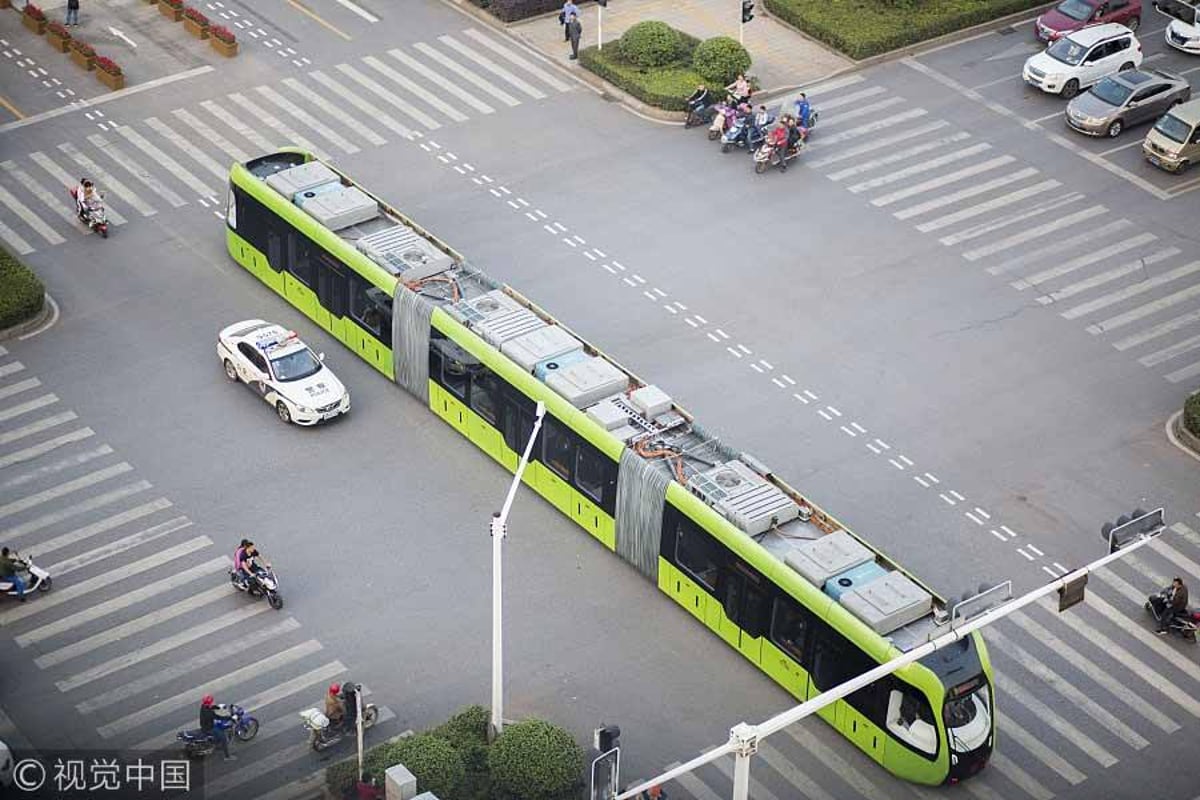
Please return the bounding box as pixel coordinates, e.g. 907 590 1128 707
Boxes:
0 294 54 342
1166 409 1200 464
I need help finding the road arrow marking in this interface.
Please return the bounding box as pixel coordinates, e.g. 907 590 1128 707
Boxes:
109 27 138 49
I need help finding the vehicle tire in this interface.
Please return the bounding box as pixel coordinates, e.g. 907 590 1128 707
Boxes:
755 160 767 174
708 129 719 140
1178 161 1191 174
100 227 108 239
363 706 380 727
1061 79 1080 99
1126 15 1139 31
1145 602 1153 612
268 592 284 610
38 577 51 592
721 142 732 153
1106 119 1123 138
276 402 292 424
236 718 260 741
223 359 239 382
1119 61 1135 72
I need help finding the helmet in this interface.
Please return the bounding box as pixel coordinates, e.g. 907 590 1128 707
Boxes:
648 787 663 799
201 695 214 708
329 683 341 696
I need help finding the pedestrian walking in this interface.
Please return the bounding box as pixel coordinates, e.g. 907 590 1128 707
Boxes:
560 0 580 42
567 12 582 60
65 0 80 26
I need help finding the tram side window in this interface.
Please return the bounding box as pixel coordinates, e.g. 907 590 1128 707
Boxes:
470 367 500 426
769 596 811 665
575 442 615 510
542 417 576 480
811 620 885 722
289 231 316 288
233 188 273 265
885 679 939 757
675 515 722 592
501 387 537 455
428 335 472 401
313 250 347 316
350 279 393 346
442 353 469 400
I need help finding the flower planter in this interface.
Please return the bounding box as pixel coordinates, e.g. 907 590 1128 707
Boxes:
210 37 238 57
0 0 12 10
142 0 157 4
47 31 70 53
159 3 183 21
96 69 125 91
183 18 209 39
21 15 47 35
70 49 95 71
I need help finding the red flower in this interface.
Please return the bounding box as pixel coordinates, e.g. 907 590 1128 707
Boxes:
70 39 95 57
183 7 209 25
23 4 47 21
94 56 122 76
210 25 236 44
47 21 71 38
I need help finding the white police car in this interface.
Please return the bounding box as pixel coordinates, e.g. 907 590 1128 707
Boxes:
217 320 350 426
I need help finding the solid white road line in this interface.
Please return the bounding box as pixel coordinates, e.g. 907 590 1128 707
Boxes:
807 120 950 167
941 192 1086 247
0 161 85 229
333 64 441 130
916 180 1060 233
976 207 1116 267
308 71 416 139
37 582 234 669
1005 611 1179 732
198 100 277 155
389 48 494 114
1114 307 1200 351
0 377 41 403
894 167 1039 220
363 55 469 123
113 124 213 196
172 107 250 163
1 443 111 490
9 493 165 554
1014 232 1158 290
437 35 546 100
102 639 323 740
987 753 1054 800
1145 335 1200 367
1065 259 1200 319
0 410 76 447
0 183 64 245
848 142 991 192
808 85 886 112
0 461 131 520
58 142 157 216
997 712 1087 785
0 427 93 471
333 0 378 22
817 108 929 146
143 116 229 181
461 28 572 92
871 155 1015 206
75 614 298 711
412 42 520 107
818 96 906 126
255 86 360 154
227 93 330 161
0 536 210 627
47 516 186 576
756 742 839 800
29 150 129 225
87 133 187 208
995 673 1117 765
828 132 971 181
989 628 1148 749
280 79 386 147
1038 247 1180 305
1087 276 1200 333
786 725 892 800
0 393 57 424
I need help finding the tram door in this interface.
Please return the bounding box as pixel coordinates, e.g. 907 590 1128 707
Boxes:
719 561 769 663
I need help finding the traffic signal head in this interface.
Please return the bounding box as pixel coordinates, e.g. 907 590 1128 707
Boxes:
594 724 620 752
742 0 755 23
597 0 608 6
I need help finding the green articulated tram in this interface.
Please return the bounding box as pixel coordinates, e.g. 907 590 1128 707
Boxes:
225 149 996 786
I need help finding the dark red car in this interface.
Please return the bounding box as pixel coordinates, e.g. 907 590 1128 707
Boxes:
1035 0 1142 41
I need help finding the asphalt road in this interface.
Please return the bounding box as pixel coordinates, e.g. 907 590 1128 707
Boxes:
0 1 1198 799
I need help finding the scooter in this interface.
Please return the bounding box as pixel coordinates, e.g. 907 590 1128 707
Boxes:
230 564 283 610
299 700 380 752
0 552 51 599
176 705 260 758
721 109 768 153
69 187 108 238
684 95 716 128
707 102 740 141
753 130 807 174
1146 589 1199 642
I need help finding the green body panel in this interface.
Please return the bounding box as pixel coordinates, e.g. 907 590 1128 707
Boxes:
760 639 808 699
226 229 285 296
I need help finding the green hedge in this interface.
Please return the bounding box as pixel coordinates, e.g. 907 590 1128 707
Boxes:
618 21 686 67
470 0 564 23
488 719 585 800
581 26 710 112
764 0 1049 59
692 36 752 86
0 246 44 331
1185 393 1200 439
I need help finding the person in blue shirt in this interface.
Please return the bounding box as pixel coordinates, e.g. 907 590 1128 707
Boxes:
561 1 580 41
793 93 811 129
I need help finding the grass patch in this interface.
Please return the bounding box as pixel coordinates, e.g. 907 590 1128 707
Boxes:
0 246 45 331
580 29 709 112
1185 392 1200 439
765 0 1049 60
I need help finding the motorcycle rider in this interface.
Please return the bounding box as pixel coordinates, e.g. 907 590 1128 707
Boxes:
74 178 100 217
324 683 346 731
1156 577 1189 634
0 547 26 603
793 92 812 129
199 694 235 761
685 84 710 117
726 73 752 106
233 539 253 589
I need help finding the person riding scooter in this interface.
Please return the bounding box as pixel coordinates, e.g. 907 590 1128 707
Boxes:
73 178 104 220
325 683 346 731
199 694 235 761
1156 577 1189 635
793 93 812 129
685 84 712 126
0 548 26 603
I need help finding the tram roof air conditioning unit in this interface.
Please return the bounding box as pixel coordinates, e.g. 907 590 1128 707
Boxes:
356 225 455 281
451 290 521 326
693 461 801 536
690 460 763 505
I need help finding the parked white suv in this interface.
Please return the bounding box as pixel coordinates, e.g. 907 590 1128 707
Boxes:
1023 23 1143 98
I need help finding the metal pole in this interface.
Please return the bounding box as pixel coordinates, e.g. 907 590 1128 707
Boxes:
598 6 603 51
356 689 365 782
490 401 547 740
739 19 744 46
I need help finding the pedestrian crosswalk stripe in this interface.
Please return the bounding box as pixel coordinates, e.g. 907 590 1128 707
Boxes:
255 85 360 155
333 63 441 130
0 377 42 405
47 514 186 577
0 161 81 229
811 85 887 113
1038 247 1180 306
894 167 1040 220
875 156 1017 208
0 428 93 474
0 461 131 521
817 108 929 146
12 494 166 556
1165 359 1200 383
710 750 786 800
1063 259 1200 319
1141 331 1200 367
848 142 991 192
828 132 972 182
172 107 250 163
363 55 470 123
29 150 129 226
413 42 520 108
0 361 25 378
803 72 867 97
916 180 1061 233
227 93 330 161
144 116 230 181
75 614 298 712
308 70 416 139
113 124 214 197
1015 232 1159 291
1148 539 1200 584
38 581 234 670
942 192 1086 248
968 205 1110 262
963 777 1012 800
102 638 322 740
88 132 188 208
438 35 546 100
989 628 1149 750
59 141 157 217
0 409 77 447
0 393 58 424
1113 306 1200 351
822 96 907 127
756 742 840 800
1087 279 1200 334
462 28 573 93
280 78 387 147
389 48 495 115
785 725 892 800
0 217 32 255
665 762 724 800
0 182 64 244
199 100 278 156
807 120 950 167
997 712 1088 785
987 752 1055 800
987 219 1133 277
0 442 111 490
1005 610 1180 732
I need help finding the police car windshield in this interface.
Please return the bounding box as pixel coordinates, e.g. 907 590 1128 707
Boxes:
270 349 322 382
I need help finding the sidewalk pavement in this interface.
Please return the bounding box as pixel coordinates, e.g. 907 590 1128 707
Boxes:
508 0 851 95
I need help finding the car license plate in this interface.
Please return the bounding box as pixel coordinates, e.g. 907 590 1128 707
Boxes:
323 410 340 420
1148 155 1162 167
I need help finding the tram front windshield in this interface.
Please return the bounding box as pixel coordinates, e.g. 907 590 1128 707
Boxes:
943 675 991 752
